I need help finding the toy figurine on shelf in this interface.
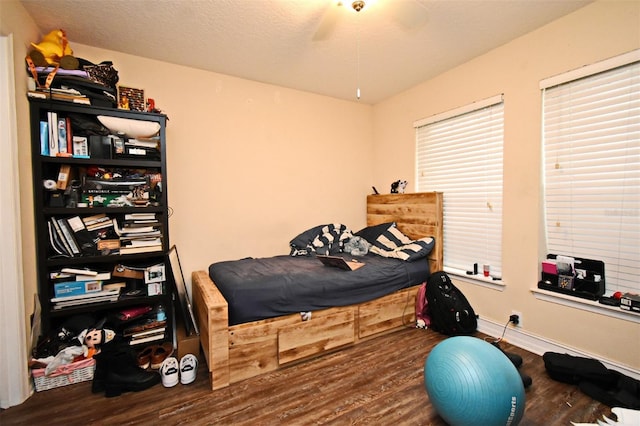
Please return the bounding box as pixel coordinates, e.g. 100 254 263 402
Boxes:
146 98 163 114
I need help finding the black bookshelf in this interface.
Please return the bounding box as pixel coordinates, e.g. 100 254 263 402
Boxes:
28 98 173 348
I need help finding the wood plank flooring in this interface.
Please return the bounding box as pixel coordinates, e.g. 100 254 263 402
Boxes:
1 328 612 425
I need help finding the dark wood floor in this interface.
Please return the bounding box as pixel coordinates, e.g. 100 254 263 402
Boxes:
1 328 612 425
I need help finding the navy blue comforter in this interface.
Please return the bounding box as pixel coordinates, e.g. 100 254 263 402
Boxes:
208 253 430 325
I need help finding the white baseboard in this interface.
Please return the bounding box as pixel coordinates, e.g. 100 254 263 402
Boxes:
477 317 640 381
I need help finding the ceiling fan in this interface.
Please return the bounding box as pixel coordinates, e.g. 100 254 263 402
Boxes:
312 0 429 41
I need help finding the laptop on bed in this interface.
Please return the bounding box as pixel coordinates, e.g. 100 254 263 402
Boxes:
317 255 365 271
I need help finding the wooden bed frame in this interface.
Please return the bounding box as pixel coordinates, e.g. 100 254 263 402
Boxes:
192 192 443 390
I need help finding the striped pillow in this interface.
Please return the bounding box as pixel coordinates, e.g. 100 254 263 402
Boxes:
362 223 434 261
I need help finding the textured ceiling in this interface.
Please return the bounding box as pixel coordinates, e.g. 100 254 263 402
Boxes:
20 0 592 104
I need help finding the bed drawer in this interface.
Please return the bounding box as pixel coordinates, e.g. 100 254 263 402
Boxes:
358 286 419 339
278 308 356 365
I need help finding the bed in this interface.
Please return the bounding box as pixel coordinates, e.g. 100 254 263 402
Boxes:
192 192 443 390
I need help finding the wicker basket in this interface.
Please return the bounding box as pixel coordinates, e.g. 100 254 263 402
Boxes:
31 358 95 392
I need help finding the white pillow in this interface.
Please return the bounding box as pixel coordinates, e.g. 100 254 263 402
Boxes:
97 116 160 138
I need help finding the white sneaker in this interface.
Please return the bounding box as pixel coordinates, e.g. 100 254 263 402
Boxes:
159 356 179 387
179 354 198 385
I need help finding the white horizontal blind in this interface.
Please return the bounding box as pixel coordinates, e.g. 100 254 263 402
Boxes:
416 98 504 277
542 59 640 296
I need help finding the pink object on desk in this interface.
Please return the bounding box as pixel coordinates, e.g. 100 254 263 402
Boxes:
542 260 557 274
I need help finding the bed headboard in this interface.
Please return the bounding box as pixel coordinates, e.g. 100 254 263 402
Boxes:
366 192 443 272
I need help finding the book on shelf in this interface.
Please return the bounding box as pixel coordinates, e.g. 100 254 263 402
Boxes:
40 121 49 156
53 268 111 281
130 327 166 339
51 286 121 308
118 243 163 255
125 213 157 221
124 214 160 227
72 136 89 158
56 217 80 255
82 213 114 231
128 332 165 346
28 89 90 105
124 237 162 247
49 217 75 257
123 319 167 337
53 279 102 298
47 221 69 257
126 137 160 149
50 285 120 302
57 117 68 155
114 222 158 235
112 218 163 254
47 111 58 157
65 216 97 254
76 271 111 281
60 267 98 276
47 217 101 258
52 295 118 309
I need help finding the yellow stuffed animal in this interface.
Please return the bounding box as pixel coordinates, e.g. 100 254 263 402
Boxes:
28 29 78 69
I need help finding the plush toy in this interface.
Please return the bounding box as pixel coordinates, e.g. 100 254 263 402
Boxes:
344 236 371 256
80 328 116 358
28 29 78 69
391 180 408 194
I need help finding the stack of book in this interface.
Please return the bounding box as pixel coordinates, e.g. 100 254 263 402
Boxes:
28 87 90 105
82 213 114 232
113 214 162 255
51 278 123 310
123 318 167 345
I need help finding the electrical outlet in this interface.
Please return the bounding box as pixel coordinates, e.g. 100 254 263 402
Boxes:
510 310 522 327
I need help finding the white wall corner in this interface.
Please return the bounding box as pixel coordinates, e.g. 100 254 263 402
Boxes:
0 33 31 409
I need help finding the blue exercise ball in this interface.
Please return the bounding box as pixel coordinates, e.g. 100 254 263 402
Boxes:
424 336 525 426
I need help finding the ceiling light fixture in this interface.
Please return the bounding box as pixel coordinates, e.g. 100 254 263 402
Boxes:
351 1 365 12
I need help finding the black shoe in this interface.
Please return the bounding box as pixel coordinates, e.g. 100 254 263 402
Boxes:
520 371 533 388
94 343 161 397
104 368 161 397
505 351 523 369
491 341 523 369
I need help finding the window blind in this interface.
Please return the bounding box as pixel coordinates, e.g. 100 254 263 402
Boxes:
542 58 640 296
415 96 504 277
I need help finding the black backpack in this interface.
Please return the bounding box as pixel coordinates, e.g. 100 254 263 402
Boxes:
426 271 477 335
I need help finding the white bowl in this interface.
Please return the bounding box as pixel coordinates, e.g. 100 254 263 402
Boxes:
97 115 160 138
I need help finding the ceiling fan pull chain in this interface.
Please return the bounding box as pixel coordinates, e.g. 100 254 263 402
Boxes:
356 11 361 100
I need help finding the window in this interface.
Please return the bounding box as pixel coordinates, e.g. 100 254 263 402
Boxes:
541 51 640 296
415 95 504 279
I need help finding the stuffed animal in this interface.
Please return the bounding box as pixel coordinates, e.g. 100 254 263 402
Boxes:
390 180 408 194
81 328 116 358
28 29 78 69
344 236 371 256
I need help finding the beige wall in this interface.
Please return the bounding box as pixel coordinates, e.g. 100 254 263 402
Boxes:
4 0 639 382
69 44 374 277
372 0 640 371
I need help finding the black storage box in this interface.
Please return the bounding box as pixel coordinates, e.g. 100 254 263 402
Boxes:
538 254 605 300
